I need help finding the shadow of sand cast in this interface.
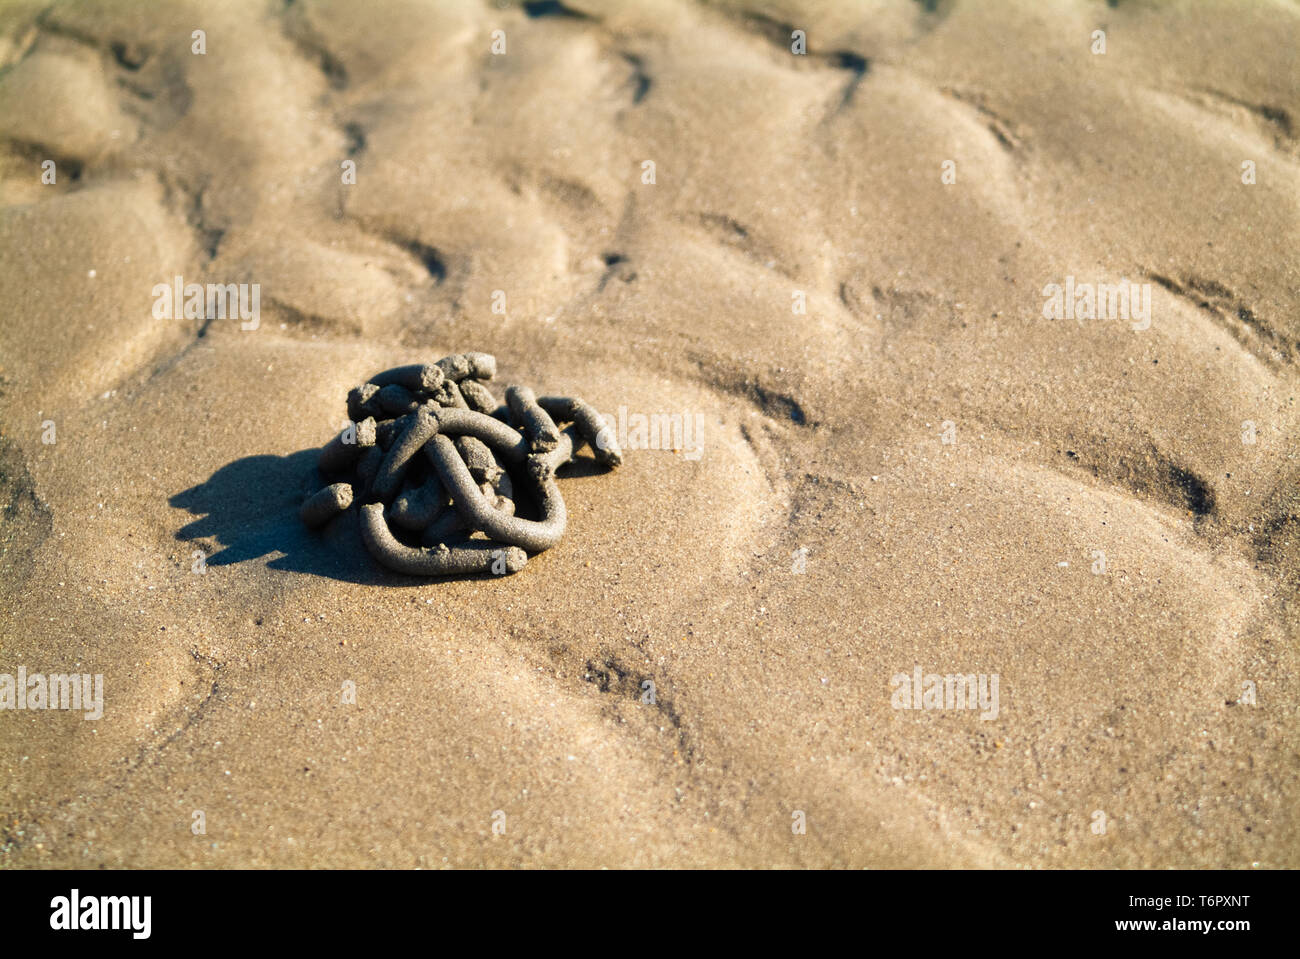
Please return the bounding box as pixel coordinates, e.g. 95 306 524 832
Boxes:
170 450 609 584
169 449 388 584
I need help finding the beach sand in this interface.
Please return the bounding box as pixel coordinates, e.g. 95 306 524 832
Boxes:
0 0 1297 867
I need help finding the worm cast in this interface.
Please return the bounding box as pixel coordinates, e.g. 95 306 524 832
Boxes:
377 383 420 416
417 480 506 545
435 353 471 382
436 351 497 382
347 383 383 422
374 416 407 450
429 408 530 469
492 466 514 502
506 384 561 452
431 379 469 409
454 435 504 485
420 506 468 545
300 482 353 528
533 424 579 476
368 363 444 394
306 352 615 577
354 445 384 496
389 474 448 531
464 351 496 380
373 409 438 503
538 396 623 467
360 503 526 576
318 416 377 473
429 433 568 552
458 379 498 414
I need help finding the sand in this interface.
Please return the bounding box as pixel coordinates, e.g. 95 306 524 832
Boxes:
0 0 1297 868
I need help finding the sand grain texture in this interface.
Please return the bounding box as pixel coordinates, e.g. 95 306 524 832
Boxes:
0 0 1298 868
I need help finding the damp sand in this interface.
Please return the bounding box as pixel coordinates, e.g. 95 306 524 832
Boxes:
0 0 1298 867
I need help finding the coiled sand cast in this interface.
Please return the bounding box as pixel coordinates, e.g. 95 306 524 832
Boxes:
300 352 622 577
